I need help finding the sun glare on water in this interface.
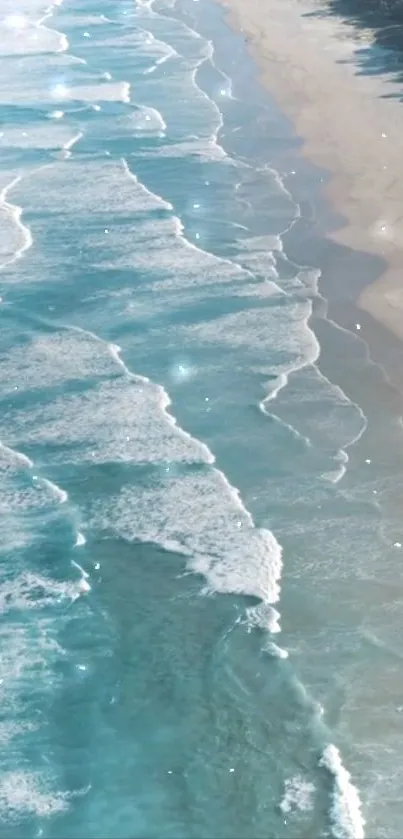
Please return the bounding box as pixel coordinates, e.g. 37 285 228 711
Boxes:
51 83 70 100
4 14 27 29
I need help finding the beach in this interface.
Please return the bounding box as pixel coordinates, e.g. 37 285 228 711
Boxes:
217 0 403 351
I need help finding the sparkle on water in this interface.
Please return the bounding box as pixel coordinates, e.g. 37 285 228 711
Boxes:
170 361 194 383
51 82 70 100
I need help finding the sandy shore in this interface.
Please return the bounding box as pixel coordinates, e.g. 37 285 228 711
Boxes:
217 0 403 343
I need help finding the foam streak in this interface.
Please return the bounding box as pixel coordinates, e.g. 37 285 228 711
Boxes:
320 745 365 839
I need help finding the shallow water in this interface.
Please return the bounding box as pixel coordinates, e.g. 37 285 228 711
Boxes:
2 1 403 837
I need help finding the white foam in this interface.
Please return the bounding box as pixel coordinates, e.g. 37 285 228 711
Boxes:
90 468 282 604
0 55 125 106
0 150 288 608
61 130 83 157
121 157 172 208
261 405 312 449
8 377 214 466
98 26 178 65
0 525 31 555
320 744 365 839
262 365 368 477
233 232 283 268
37 477 67 504
0 476 89 813
0 771 68 820
0 326 214 466
0 175 33 271
0 508 90 796
0 441 33 470
0 720 38 747
105 30 224 145
106 340 134 377
2 157 256 300
8 157 172 228
264 641 289 659
38 10 68 54
0 571 85 614
0 64 293 637
245 602 281 634
143 40 177 74
50 80 131 103
280 775 315 814
0 637 57 762
0 124 76 150
0 606 73 777
321 450 349 484
0 330 124 393
180 303 316 359
71 558 88 578
0 481 63 517
56 12 112 27
74 531 86 547
0 615 62 683
131 105 167 135
71 559 91 592
0 14 66 55
137 135 229 162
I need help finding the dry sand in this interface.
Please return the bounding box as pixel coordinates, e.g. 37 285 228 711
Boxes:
218 0 403 342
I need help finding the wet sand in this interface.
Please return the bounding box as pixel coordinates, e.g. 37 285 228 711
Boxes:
217 0 403 349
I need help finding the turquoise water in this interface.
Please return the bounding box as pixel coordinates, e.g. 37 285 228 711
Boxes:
3 0 403 837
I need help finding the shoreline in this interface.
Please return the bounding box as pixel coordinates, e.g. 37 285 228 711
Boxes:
216 0 403 358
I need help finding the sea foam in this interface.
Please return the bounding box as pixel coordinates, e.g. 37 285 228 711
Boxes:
90 468 282 605
320 744 365 839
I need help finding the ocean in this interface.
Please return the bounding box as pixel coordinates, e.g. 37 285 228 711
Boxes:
2 0 403 836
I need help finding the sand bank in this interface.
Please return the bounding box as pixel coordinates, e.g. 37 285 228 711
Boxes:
217 0 403 343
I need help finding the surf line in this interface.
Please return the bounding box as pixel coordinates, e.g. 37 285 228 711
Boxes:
0 176 34 273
